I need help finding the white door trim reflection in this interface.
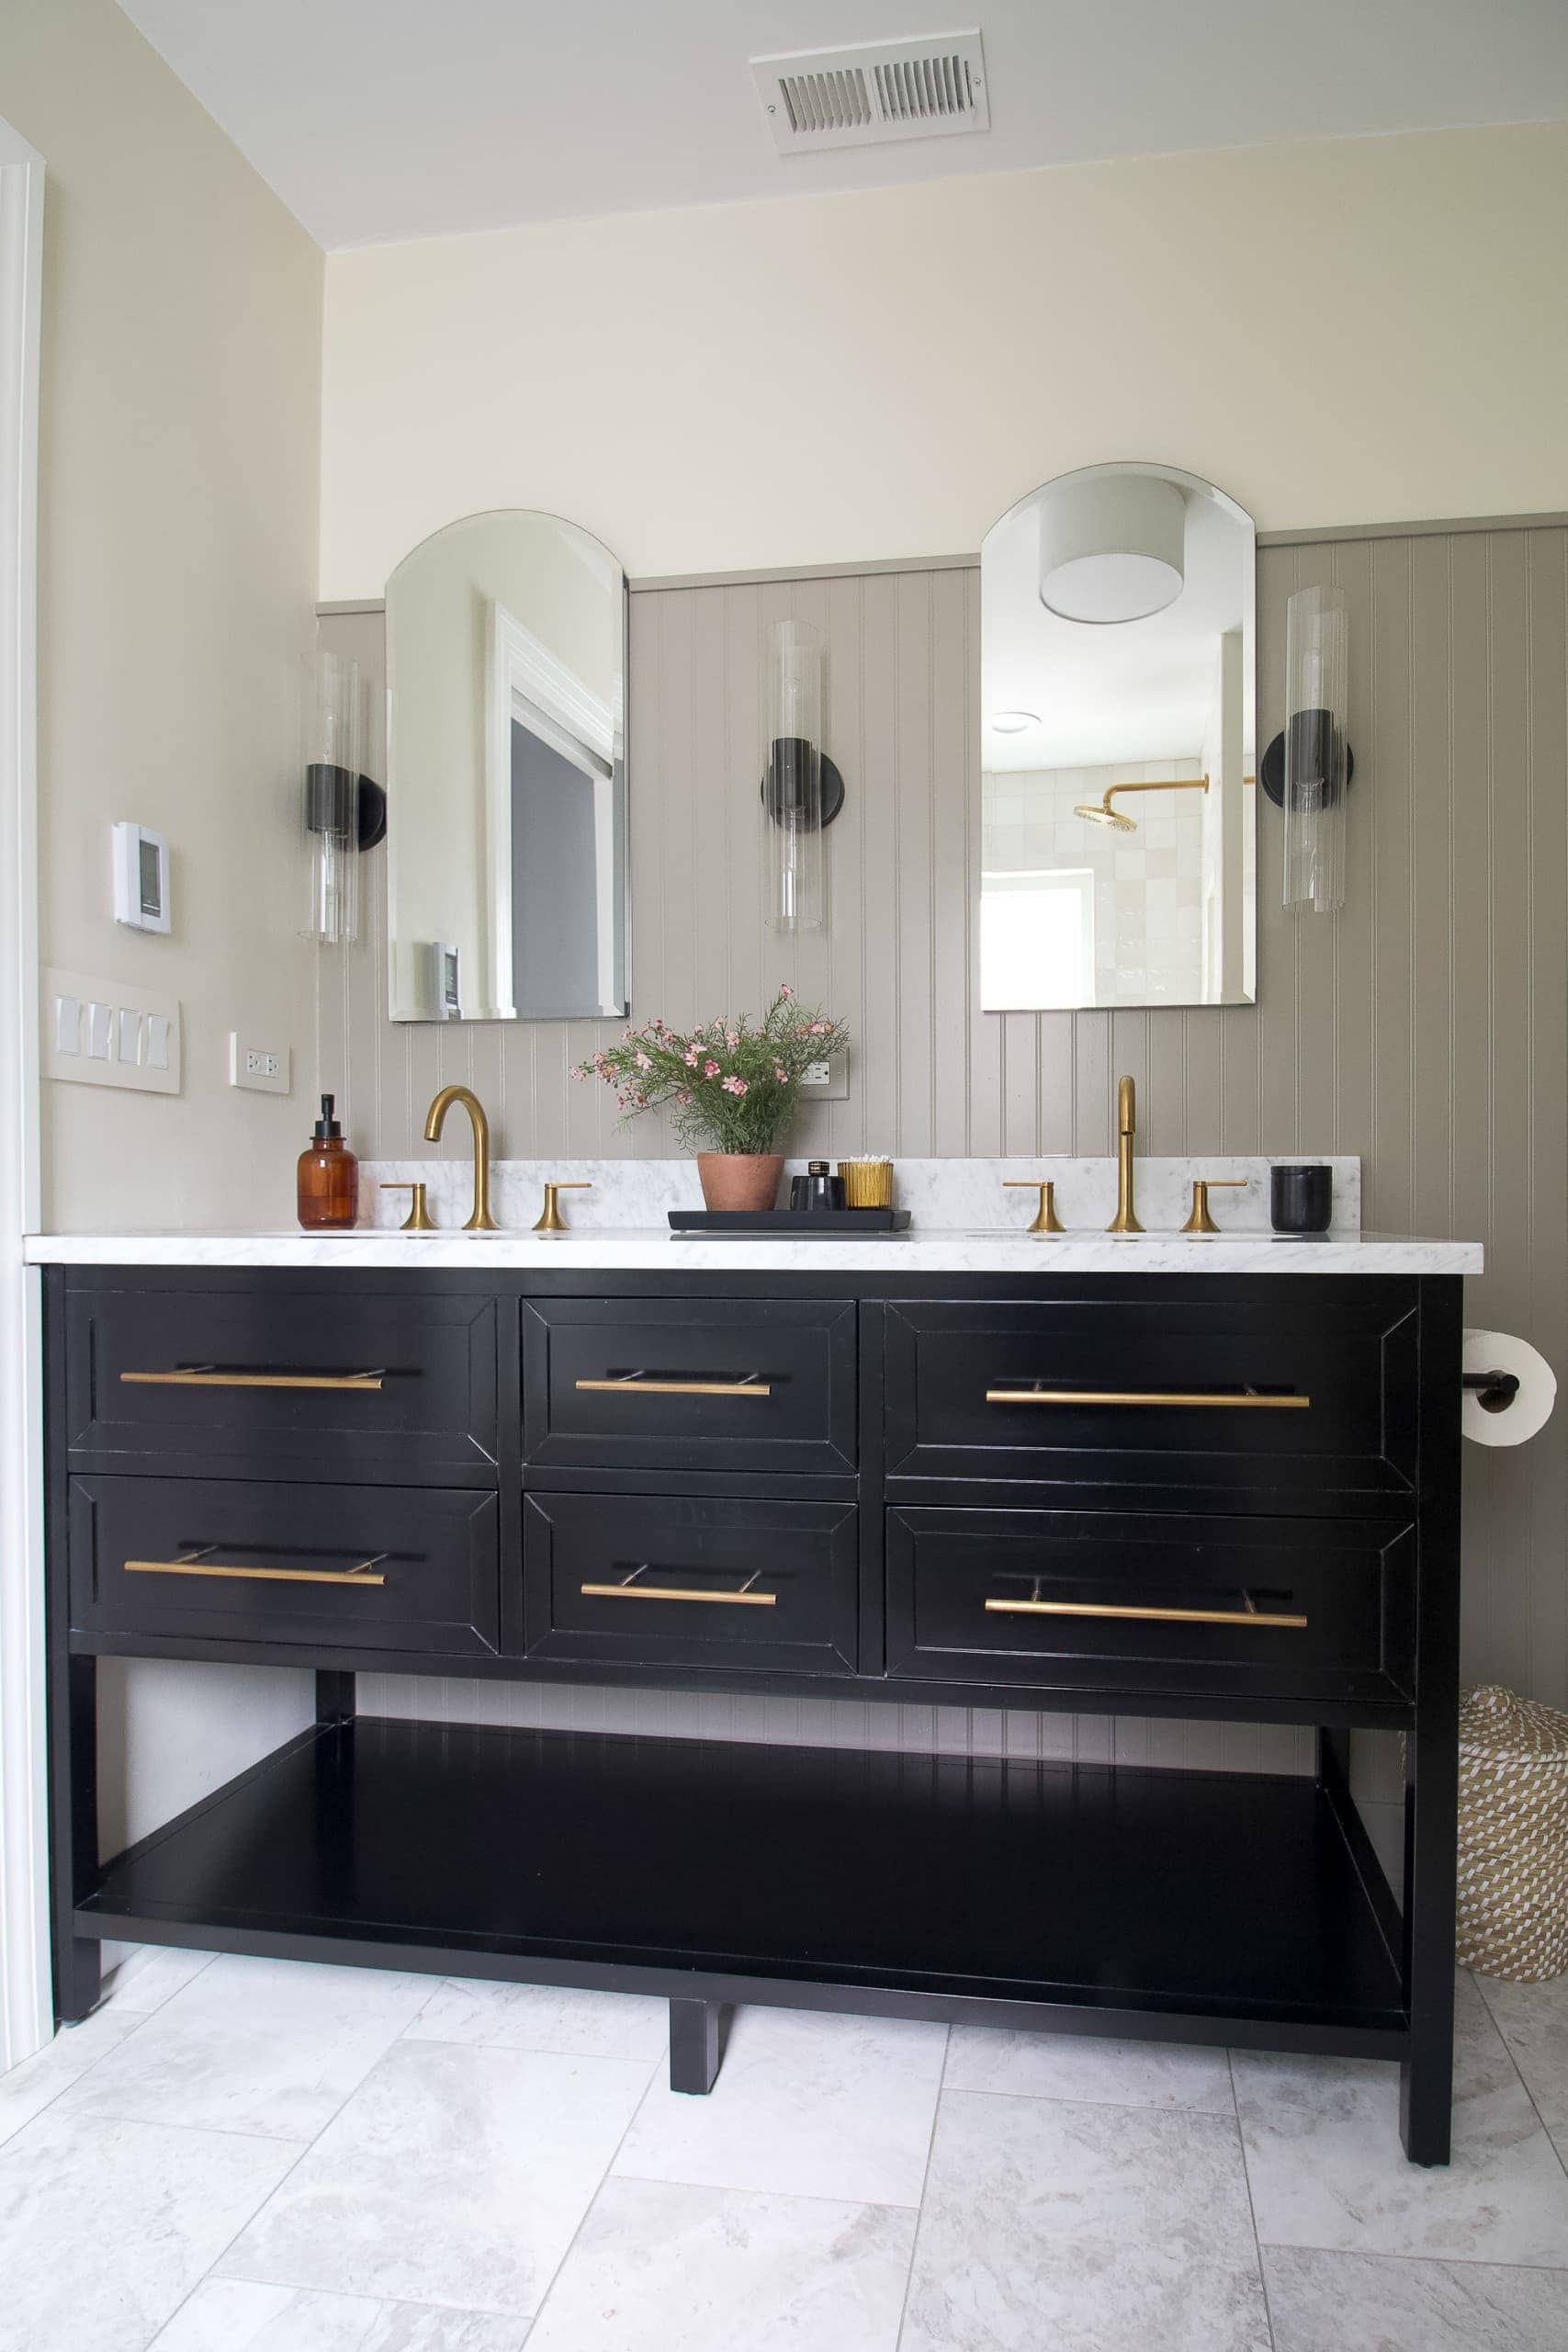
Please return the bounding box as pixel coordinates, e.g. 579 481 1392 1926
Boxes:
485 598 615 1017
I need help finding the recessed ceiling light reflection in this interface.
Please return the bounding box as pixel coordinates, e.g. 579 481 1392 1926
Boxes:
989 710 1039 734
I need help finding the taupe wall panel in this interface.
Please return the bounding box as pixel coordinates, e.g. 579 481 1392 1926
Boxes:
321 523 1568 1711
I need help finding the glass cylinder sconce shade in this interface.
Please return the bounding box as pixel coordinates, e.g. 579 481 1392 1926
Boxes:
302 650 370 944
762 617 839 933
1280 584 1351 915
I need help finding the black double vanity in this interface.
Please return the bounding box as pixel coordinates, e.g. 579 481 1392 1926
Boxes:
41 1251 1465 2163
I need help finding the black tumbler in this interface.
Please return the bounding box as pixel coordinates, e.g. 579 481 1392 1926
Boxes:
790 1162 846 1212
1270 1164 1332 1234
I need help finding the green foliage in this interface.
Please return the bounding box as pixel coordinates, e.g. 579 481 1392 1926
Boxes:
571 987 850 1155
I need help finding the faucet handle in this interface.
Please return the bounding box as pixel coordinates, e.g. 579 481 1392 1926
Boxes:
533 1180 592 1235
379 1182 435 1233
1003 1178 1065 1236
1181 1177 1247 1236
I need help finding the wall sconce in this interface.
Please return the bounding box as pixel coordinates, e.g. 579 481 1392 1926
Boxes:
1260 583 1354 914
761 617 844 932
301 650 387 944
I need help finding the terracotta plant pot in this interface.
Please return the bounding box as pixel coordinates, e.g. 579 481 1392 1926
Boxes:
696 1153 785 1213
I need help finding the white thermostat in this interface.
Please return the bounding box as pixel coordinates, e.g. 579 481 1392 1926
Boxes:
112 822 171 933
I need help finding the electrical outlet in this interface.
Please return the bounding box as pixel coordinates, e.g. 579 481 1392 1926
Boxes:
229 1034 291 1095
797 1048 850 1101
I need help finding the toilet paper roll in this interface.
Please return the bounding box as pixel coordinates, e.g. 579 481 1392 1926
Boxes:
1461 1328 1557 1446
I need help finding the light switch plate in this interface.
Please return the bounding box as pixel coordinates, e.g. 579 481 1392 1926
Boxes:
797 1048 850 1101
43 968 181 1094
229 1033 291 1094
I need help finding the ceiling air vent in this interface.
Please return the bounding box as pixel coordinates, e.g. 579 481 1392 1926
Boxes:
751 31 988 156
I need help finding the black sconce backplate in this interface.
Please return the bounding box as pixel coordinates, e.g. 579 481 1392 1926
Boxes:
1259 711 1355 809
760 740 846 829
306 763 388 852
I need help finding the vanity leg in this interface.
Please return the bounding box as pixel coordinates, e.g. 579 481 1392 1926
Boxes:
1400 1701 1458 2165
315 1670 356 1725
669 1997 723 2094
51 1655 102 2024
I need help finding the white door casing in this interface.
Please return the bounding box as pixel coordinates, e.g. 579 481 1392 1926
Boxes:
0 118 49 2073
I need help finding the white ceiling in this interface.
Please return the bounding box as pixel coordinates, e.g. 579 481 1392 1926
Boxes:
116 0 1568 250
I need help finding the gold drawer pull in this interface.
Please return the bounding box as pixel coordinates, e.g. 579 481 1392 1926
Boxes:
985 1386 1310 1409
984 1596 1307 1628
121 1366 386 1392
575 1371 772 1399
581 1565 776 1608
125 1547 388 1587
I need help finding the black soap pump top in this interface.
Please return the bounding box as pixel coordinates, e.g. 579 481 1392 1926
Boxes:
298 1093 358 1230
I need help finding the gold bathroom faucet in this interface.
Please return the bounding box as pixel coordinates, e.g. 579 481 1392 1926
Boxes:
423 1085 499 1231
1106 1075 1144 1233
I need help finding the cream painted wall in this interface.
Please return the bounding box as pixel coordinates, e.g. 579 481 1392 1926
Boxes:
1 0 323 1231
321 124 1568 598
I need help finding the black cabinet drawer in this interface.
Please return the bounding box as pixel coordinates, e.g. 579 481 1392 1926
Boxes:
522 1298 856 1475
69 1476 501 1657
885 1290 1417 1503
63 1281 498 1482
524 1490 859 1674
886 1506 1415 1705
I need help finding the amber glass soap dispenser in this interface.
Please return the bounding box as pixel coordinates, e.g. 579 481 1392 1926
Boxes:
298 1094 359 1230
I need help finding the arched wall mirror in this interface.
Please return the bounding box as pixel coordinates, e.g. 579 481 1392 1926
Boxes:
980 462 1256 1012
386 508 628 1023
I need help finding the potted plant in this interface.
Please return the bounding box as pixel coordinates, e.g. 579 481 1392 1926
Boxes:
572 986 850 1211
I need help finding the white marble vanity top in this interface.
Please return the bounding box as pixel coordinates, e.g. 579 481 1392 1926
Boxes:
24 1229 1483 1273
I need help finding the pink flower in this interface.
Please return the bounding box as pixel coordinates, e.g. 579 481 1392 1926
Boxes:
808 1020 829 1035
683 1046 700 1067
635 1051 651 1071
677 1089 694 1106
773 1064 788 1083
722 1075 749 1096
726 1031 739 1050
779 982 794 999
704 1059 721 1079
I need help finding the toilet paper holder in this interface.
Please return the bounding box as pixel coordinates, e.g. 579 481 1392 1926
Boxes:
1462 1367 1522 1415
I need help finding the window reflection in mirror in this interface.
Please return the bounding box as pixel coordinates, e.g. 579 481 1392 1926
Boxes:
386 510 627 1023
980 464 1256 1012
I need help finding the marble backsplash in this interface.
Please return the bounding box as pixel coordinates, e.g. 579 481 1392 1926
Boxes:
360 1154 1361 1236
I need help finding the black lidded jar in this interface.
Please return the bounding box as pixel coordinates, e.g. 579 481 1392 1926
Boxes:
1270 1163 1332 1235
790 1161 847 1212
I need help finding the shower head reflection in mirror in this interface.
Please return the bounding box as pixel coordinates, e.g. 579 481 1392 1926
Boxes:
385 510 628 1023
981 463 1256 1012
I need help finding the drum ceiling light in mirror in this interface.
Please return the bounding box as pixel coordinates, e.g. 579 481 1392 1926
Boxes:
981 462 1257 1013
386 510 628 1024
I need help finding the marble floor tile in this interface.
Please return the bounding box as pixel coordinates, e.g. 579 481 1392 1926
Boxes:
1264 2245 1568 2351
1475 1972 1568 2137
612 2007 947 2207
220 2040 651 2318
944 2023 1234 2113
405 1977 668 2061
901 2088 1269 2351
525 2176 916 2351
149 2277 528 2350
0 2107 299 2352
105 1944 217 2011
62 1953 436 2142
1234 1973 1568 2263
0 2004 148 2148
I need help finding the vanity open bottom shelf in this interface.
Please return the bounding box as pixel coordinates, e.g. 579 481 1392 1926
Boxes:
77 1714 1408 2075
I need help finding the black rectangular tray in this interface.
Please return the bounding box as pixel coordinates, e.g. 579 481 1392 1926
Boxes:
669 1208 911 1234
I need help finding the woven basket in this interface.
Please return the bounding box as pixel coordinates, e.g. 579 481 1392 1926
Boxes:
1455 1684 1568 1982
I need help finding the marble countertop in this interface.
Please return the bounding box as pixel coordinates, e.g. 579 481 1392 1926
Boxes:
23 1228 1483 1273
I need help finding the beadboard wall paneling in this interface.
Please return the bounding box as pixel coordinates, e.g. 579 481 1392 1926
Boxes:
319 524 1568 1713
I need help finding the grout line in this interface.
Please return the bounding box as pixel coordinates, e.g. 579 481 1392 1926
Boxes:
1230 2049 1278 2350
891 2030 948 2348
520 2036 673 2337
